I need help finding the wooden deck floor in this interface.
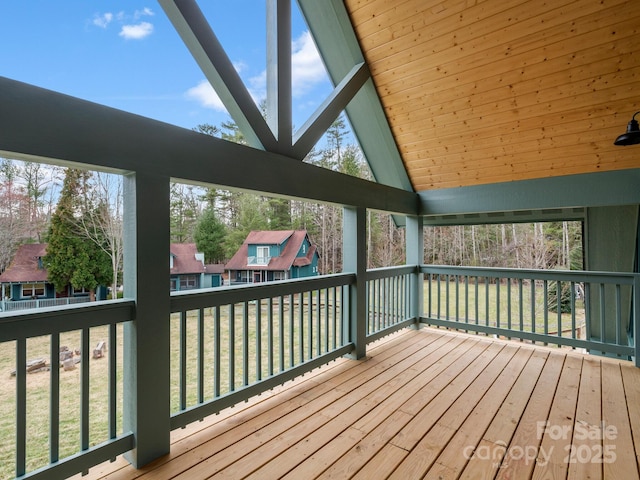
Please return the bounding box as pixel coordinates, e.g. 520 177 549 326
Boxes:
78 328 640 480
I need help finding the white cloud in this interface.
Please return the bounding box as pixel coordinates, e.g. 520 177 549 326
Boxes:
291 31 327 97
119 22 154 40
184 31 327 114
248 71 266 103
244 31 326 99
93 12 113 29
134 8 154 19
186 80 228 113
91 9 154 40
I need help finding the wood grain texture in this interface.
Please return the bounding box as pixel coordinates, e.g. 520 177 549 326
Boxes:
74 329 640 480
345 0 640 190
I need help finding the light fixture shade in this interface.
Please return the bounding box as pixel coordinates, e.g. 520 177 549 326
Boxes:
614 111 640 146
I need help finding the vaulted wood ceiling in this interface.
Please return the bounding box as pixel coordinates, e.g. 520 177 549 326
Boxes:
343 0 640 192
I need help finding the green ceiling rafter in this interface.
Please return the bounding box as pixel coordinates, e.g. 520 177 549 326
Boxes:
159 0 279 152
160 0 374 161
298 0 413 192
292 61 370 160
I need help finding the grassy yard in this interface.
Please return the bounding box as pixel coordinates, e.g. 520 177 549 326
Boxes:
0 281 584 478
424 278 586 339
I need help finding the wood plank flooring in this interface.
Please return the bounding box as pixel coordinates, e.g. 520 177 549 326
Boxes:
76 328 640 479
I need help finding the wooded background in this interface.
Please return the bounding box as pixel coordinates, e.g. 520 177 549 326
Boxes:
0 117 583 291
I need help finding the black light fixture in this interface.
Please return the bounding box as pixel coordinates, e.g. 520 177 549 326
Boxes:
614 111 640 146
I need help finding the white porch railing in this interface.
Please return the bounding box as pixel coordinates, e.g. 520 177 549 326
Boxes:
0 297 91 313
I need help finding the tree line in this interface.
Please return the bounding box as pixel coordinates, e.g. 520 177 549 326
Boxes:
0 117 583 299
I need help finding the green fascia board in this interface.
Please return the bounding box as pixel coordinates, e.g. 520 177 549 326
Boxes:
297 0 413 193
419 169 640 222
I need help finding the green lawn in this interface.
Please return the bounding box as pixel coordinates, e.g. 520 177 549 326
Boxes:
424 278 586 338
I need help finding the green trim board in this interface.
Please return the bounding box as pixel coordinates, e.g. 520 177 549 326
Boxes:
421 208 586 227
0 76 418 216
419 170 640 221
298 0 413 192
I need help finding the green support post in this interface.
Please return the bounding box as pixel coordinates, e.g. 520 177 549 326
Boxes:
343 206 367 359
122 172 171 467
406 215 424 327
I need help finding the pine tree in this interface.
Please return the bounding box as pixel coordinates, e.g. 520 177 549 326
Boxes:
194 207 227 263
44 168 111 300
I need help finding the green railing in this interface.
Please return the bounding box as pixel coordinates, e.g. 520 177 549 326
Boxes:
3 263 639 479
421 265 640 362
365 265 417 342
0 300 135 479
168 274 354 430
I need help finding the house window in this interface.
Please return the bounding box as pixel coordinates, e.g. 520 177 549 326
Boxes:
71 286 90 297
256 246 270 265
22 283 45 298
170 278 177 291
179 275 197 290
273 271 286 281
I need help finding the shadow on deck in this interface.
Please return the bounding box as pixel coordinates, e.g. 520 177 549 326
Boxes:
75 328 640 479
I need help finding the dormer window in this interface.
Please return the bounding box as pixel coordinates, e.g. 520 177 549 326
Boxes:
256 246 270 265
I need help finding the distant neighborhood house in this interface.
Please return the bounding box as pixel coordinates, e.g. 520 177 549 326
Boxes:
225 230 319 285
0 233 316 308
170 243 224 291
0 244 56 301
0 243 103 302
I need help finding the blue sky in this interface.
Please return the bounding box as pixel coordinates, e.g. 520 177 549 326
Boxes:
0 1 335 135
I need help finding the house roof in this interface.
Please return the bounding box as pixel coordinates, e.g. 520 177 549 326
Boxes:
244 230 296 245
225 230 317 272
0 243 48 283
170 243 205 275
292 244 317 268
205 264 225 275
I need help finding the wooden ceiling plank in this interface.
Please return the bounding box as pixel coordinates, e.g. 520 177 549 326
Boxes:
361 0 577 65
414 158 638 192
348 0 455 40
386 66 639 137
399 117 628 161
371 5 638 98
379 39 636 121
343 0 640 192
403 132 627 171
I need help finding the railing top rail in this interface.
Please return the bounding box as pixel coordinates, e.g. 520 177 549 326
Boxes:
421 265 638 284
365 264 418 281
0 299 135 342
170 273 355 312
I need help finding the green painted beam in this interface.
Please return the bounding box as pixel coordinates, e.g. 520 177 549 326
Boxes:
292 62 370 160
122 172 172 467
419 170 640 219
297 0 413 192
0 76 418 215
266 0 292 150
343 206 367 359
